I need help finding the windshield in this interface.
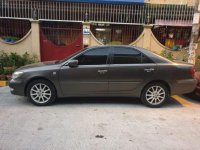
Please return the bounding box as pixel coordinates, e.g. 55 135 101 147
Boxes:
57 47 88 64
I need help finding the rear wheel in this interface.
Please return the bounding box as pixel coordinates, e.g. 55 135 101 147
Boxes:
26 79 57 106
141 83 169 108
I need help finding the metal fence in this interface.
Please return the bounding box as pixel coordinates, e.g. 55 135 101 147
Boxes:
0 0 195 25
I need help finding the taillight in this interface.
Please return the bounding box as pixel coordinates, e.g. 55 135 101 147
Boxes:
190 66 195 78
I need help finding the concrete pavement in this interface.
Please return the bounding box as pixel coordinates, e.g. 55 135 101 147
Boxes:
0 86 200 150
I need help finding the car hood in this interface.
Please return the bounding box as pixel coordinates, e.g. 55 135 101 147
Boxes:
16 60 59 71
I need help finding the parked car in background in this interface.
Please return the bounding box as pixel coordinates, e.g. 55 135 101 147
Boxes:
9 46 197 107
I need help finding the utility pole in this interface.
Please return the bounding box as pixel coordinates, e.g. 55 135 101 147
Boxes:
188 0 200 64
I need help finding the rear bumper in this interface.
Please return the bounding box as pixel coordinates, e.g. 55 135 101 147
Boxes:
171 79 197 95
9 79 25 96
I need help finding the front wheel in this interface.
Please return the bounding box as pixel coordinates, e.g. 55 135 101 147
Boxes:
141 83 169 108
26 79 57 106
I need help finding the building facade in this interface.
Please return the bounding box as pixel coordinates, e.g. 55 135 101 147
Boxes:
0 0 196 61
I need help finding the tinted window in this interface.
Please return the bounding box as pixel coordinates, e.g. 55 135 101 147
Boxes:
142 54 154 63
75 48 109 65
112 47 141 64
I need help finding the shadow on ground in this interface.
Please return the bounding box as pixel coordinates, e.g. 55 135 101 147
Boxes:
183 93 200 104
0 86 184 108
52 97 183 108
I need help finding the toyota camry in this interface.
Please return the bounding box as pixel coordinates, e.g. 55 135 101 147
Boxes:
9 46 197 107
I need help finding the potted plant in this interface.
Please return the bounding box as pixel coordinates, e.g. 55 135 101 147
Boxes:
4 69 14 81
0 69 6 81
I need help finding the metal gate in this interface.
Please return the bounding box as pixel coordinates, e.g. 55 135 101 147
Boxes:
40 21 83 61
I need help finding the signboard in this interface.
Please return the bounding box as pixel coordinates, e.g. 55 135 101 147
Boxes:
83 28 90 35
52 0 144 4
193 13 200 24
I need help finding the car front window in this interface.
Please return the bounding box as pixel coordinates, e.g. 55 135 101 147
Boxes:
74 47 109 65
58 48 88 64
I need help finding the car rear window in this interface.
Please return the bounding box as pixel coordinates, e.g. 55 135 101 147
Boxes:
112 47 141 64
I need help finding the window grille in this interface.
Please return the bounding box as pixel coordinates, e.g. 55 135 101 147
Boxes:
40 21 82 46
0 0 195 25
90 23 144 45
0 18 31 43
152 26 192 50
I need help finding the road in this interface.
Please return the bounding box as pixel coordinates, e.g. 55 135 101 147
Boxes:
0 86 200 150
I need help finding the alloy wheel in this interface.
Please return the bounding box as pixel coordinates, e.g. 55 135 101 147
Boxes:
30 83 52 104
145 86 166 105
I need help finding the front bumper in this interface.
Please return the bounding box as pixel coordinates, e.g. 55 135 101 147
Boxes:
9 79 25 96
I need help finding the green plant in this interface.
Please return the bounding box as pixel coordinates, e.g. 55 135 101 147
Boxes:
2 36 19 44
9 52 22 67
0 51 38 69
0 51 38 81
0 69 4 75
160 49 174 61
2 36 19 41
3 69 15 75
3 69 9 75
0 51 9 67
22 52 38 66
0 67 15 80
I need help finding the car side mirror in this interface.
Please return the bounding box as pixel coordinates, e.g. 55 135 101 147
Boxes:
68 60 79 68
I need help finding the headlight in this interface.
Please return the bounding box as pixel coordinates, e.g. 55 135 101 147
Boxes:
12 71 23 79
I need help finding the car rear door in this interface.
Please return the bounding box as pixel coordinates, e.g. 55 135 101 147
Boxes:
108 47 157 95
59 47 111 97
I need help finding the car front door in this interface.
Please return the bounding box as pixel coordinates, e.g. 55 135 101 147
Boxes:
108 47 157 95
59 47 110 97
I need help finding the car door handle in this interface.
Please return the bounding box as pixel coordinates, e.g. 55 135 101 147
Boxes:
144 68 155 72
98 69 108 74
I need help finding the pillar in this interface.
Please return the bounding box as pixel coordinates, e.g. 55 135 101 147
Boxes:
31 20 41 61
82 22 91 47
142 25 153 51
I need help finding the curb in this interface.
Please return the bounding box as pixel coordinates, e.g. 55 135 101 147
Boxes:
0 81 8 87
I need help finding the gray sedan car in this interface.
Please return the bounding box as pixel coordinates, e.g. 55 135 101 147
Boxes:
9 46 197 107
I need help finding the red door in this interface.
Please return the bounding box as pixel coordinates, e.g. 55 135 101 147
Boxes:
40 21 83 61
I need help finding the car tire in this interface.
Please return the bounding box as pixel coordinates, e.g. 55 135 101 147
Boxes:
26 79 57 106
141 82 169 108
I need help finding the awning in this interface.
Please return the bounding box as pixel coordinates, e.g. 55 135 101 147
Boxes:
53 0 144 4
